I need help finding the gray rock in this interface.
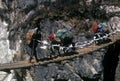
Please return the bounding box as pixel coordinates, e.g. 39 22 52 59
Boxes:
36 43 49 59
70 51 106 80
17 0 37 13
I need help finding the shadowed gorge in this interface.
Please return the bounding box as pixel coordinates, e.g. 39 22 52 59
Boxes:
103 41 120 81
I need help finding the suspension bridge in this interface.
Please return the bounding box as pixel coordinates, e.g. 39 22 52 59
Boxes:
0 30 120 71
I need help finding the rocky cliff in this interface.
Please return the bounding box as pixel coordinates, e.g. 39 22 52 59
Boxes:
0 0 120 81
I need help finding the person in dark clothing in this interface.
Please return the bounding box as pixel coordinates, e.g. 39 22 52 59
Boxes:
28 26 41 62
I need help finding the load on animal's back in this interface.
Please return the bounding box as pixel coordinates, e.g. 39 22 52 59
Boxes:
55 28 73 47
92 21 111 45
48 25 75 55
92 22 110 34
49 27 74 47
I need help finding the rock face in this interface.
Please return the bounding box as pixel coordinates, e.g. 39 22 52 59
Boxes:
0 20 19 81
0 20 14 64
0 0 120 81
30 40 107 81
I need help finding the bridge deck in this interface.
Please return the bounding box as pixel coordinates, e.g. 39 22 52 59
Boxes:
0 32 120 70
